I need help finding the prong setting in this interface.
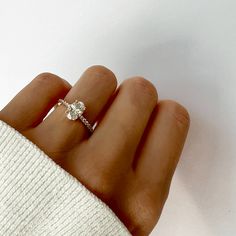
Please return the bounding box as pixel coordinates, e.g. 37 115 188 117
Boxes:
57 99 94 133
66 101 86 121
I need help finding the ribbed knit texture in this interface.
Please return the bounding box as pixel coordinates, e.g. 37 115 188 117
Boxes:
0 120 131 236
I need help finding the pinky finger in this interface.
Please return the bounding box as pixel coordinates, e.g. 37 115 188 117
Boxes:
134 100 190 196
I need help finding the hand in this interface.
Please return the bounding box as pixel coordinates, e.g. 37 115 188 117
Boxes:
0 66 190 235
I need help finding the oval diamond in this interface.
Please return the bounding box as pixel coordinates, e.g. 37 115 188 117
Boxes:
72 101 86 115
66 101 86 120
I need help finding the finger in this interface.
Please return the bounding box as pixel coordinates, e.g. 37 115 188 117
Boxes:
0 73 71 131
86 77 158 170
134 100 190 196
37 65 117 148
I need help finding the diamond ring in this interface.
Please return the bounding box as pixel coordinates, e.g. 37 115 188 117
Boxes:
57 99 94 133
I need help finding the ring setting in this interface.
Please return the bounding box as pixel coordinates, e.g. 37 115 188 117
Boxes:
57 99 94 133
65 100 86 121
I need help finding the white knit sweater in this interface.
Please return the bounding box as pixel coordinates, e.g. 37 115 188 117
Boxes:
0 120 131 236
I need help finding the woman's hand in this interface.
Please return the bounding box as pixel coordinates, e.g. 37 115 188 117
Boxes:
0 66 190 235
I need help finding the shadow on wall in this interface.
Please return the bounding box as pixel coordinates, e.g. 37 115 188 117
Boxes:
122 39 231 235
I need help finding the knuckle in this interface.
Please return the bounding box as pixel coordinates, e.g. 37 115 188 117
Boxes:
35 72 58 83
85 65 117 88
162 100 190 128
34 72 71 90
88 172 114 200
126 77 158 101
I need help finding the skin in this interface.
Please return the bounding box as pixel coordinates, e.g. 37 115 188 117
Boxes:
0 65 190 236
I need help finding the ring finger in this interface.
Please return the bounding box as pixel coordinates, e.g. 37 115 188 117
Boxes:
34 65 118 151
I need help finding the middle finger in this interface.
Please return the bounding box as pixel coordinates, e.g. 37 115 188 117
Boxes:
88 77 158 169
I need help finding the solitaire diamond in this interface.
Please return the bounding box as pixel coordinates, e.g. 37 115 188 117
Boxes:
67 101 86 120
58 98 94 133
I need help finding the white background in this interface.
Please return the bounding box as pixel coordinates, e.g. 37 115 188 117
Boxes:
0 1 236 235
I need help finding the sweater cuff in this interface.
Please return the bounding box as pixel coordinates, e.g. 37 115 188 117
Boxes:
0 120 131 236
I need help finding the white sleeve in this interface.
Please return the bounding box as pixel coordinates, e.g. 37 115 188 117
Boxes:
0 120 131 236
